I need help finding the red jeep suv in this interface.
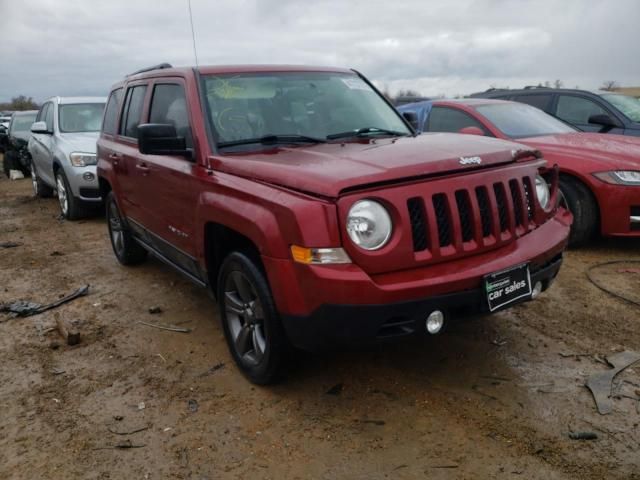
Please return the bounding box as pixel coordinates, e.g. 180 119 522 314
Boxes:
97 64 571 384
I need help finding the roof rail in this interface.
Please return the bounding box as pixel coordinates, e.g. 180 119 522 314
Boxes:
523 85 546 90
484 87 509 93
127 63 173 77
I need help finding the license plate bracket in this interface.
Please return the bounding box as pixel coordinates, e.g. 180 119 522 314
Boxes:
484 263 532 312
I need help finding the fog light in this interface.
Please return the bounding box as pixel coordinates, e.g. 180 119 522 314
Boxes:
531 281 543 299
83 172 95 181
426 310 445 335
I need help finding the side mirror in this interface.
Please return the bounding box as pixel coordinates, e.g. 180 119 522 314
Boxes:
31 121 51 134
401 111 420 132
459 126 485 136
588 114 618 132
138 123 192 158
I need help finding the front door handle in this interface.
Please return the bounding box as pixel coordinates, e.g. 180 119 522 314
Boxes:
108 152 122 166
136 162 150 176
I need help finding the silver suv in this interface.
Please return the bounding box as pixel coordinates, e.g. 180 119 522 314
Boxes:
29 96 106 219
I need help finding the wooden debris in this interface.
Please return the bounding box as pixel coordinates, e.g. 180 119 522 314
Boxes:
55 316 80 346
138 321 191 333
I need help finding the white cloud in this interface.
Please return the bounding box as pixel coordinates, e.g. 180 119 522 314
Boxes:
0 0 638 102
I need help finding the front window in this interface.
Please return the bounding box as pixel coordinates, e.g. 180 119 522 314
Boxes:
476 103 576 139
9 113 37 134
58 103 105 133
202 72 410 146
601 94 640 123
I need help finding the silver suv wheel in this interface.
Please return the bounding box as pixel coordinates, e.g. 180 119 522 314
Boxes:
30 163 38 196
56 173 68 216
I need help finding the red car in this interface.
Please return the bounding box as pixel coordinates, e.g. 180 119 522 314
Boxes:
398 99 640 245
98 64 570 383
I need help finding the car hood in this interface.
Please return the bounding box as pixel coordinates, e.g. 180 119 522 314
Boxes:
212 133 533 198
522 132 640 170
57 132 99 155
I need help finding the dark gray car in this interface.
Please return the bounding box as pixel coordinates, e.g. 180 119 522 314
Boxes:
470 87 640 137
2 110 38 177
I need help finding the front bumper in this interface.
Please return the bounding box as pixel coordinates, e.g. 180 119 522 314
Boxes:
263 211 570 351
281 255 563 351
66 165 102 203
594 182 640 237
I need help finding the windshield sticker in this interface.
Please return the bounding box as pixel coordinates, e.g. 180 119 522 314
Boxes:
341 77 373 91
208 78 246 99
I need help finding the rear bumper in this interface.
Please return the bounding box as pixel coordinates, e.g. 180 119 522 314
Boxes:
263 211 570 350
281 255 563 351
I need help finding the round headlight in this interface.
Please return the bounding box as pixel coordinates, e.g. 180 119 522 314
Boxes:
346 200 392 250
535 175 550 210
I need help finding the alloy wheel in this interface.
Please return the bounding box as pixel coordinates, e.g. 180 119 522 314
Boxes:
30 164 38 196
56 175 68 215
224 271 267 366
108 200 125 257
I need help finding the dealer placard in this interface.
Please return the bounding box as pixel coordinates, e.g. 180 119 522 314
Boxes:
484 263 532 312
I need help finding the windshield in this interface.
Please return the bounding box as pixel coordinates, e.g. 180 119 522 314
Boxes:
601 94 640 123
10 113 37 133
58 103 105 133
202 72 410 146
476 103 577 138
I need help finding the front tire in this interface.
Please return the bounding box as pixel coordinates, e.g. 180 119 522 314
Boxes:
559 177 598 247
55 169 84 220
31 162 54 197
3 150 20 178
218 252 287 385
106 191 148 265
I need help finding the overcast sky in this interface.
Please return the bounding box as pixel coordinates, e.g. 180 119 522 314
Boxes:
1 0 638 103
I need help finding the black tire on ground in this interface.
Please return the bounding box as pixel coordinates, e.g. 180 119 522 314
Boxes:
559 177 598 247
217 252 287 385
3 150 20 178
18 157 31 177
30 162 54 197
105 191 148 266
55 169 85 220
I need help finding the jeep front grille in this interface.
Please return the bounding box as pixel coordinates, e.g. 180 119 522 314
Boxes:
407 176 535 254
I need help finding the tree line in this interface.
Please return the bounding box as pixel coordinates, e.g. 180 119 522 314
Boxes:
381 80 622 102
0 95 39 111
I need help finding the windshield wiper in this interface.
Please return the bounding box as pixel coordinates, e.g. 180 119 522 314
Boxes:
217 134 326 148
326 127 410 140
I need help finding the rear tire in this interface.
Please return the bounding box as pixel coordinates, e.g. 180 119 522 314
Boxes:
106 191 148 265
31 162 54 197
559 177 598 247
218 252 287 385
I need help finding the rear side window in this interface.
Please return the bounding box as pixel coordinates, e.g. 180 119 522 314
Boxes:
513 94 552 111
149 84 193 147
426 107 487 133
556 95 607 125
119 85 147 139
102 88 123 136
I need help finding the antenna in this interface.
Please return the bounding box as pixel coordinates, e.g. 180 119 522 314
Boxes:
187 0 199 67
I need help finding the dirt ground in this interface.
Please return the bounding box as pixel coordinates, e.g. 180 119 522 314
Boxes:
1 161 640 480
